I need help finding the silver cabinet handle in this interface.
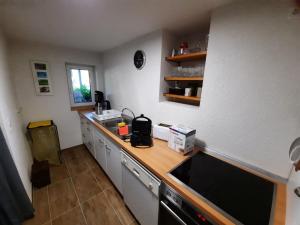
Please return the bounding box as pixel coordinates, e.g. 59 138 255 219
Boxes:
160 201 187 225
148 182 153 190
106 146 111 153
132 168 140 177
121 159 127 165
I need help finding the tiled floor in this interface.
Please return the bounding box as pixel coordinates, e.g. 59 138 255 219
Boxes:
23 145 138 225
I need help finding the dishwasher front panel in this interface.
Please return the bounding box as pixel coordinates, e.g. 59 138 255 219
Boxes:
121 151 160 225
123 167 159 225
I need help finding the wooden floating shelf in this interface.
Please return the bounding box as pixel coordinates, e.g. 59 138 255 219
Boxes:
164 76 203 81
165 51 207 62
163 93 200 102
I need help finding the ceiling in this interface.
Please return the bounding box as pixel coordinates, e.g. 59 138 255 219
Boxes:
0 0 235 52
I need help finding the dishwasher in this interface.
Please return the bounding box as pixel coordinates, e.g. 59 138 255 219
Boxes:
121 151 161 225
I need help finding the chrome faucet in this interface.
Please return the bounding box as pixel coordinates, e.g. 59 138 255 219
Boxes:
121 108 135 119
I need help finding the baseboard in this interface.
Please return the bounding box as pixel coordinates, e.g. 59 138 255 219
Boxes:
61 144 85 151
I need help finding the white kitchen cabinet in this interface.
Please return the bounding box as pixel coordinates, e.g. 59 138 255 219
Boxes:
94 129 107 172
80 117 123 194
80 117 88 145
85 121 95 157
106 139 123 194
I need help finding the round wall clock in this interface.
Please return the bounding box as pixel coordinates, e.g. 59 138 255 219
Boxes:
134 50 146 70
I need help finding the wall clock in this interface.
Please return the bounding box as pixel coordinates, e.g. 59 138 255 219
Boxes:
134 50 146 70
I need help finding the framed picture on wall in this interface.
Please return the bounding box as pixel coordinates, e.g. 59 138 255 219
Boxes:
31 60 53 96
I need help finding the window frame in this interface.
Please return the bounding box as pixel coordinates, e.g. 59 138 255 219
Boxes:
66 63 96 107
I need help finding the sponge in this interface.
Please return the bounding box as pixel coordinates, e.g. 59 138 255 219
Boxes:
118 125 129 136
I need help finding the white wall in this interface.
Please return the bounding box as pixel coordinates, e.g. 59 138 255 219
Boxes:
9 41 104 149
0 31 33 199
199 0 300 178
103 0 300 180
104 31 163 112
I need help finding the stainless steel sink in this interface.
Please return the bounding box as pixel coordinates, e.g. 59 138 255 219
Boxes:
102 117 132 128
97 115 133 140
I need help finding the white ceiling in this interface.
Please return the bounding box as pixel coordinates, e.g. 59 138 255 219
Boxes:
0 0 235 52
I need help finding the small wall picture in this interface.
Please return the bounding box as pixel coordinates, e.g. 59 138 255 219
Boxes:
31 61 53 96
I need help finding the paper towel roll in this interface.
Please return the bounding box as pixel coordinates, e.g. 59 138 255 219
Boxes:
289 137 300 163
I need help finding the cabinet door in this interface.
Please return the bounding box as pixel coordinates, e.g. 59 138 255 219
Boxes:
86 123 95 157
106 141 123 194
94 131 107 172
80 118 88 145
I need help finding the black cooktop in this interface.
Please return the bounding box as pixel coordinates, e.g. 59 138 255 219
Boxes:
170 152 275 225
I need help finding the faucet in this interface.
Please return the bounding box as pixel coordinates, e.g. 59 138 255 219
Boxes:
121 108 135 119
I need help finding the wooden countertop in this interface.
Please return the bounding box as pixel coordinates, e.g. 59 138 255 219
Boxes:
79 111 286 225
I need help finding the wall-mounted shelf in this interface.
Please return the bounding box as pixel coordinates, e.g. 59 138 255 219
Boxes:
164 76 203 81
165 51 207 63
164 48 206 106
163 93 200 106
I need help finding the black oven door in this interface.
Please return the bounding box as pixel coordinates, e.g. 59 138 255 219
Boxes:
159 198 212 225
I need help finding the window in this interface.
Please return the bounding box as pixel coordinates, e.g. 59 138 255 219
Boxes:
66 64 95 107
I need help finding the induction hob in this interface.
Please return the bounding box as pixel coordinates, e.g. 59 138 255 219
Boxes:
170 151 275 225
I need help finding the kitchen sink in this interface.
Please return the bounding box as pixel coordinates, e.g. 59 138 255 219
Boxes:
95 115 133 140
101 116 132 128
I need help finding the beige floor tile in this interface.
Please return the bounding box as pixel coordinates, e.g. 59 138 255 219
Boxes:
48 179 78 218
50 164 69 183
91 167 113 190
23 187 50 225
52 206 86 225
73 171 102 203
82 193 122 225
105 188 134 225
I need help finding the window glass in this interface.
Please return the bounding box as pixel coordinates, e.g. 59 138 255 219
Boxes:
70 69 92 103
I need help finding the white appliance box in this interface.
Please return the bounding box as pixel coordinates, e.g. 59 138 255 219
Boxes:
168 124 196 155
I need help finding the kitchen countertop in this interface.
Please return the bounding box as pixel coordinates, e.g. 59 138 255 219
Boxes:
79 111 286 225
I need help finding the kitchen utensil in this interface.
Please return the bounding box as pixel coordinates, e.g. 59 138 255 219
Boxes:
179 42 188 55
95 103 103 115
196 87 202 97
169 87 185 95
184 88 192 97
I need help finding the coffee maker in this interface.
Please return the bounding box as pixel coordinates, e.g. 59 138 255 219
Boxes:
95 91 111 114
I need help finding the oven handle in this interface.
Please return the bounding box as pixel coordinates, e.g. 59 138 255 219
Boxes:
160 201 187 225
